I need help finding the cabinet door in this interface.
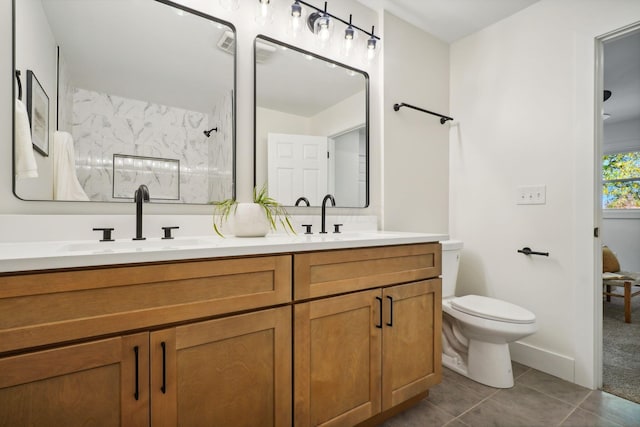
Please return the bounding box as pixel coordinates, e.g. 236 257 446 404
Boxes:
151 306 291 427
382 279 442 410
294 289 382 427
0 333 149 427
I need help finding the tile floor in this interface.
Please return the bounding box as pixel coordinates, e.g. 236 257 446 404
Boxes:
383 363 640 427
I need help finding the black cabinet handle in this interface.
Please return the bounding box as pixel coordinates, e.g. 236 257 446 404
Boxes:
386 296 393 327
161 341 167 394
134 346 140 401
375 297 383 329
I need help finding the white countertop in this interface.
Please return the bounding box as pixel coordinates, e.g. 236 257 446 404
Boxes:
0 231 447 273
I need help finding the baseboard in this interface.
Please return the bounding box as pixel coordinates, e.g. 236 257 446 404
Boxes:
510 341 575 383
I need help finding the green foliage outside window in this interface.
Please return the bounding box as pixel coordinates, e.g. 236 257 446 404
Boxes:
602 151 640 209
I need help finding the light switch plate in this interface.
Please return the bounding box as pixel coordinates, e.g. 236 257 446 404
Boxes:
517 185 546 205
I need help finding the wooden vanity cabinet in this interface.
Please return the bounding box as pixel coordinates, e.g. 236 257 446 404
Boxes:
0 255 292 427
150 306 292 427
0 242 441 427
293 243 442 427
0 332 149 427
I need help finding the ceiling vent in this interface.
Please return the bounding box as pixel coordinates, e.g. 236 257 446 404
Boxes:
216 31 277 63
217 31 235 55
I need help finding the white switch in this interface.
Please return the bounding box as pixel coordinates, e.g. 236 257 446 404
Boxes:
517 185 546 205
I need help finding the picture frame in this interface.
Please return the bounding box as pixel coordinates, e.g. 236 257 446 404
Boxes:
26 70 49 156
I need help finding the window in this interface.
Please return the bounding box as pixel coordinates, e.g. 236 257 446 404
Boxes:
603 151 640 209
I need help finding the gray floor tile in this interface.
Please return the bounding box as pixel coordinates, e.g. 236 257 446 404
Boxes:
458 384 575 427
560 408 623 427
517 369 591 405
441 367 498 396
381 399 456 427
580 391 640 427
512 361 531 379
444 419 470 427
427 372 496 417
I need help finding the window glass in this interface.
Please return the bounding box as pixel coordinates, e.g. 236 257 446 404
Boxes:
603 152 640 209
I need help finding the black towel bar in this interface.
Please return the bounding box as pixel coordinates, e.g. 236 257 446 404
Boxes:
393 102 454 125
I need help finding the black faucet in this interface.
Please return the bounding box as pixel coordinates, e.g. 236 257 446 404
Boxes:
320 194 336 234
133 184 150 240
295 196 310 207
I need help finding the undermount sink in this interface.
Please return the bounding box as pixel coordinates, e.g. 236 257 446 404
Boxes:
63 238 212 253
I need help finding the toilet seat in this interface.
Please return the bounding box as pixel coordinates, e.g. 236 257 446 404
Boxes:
451 295 535 324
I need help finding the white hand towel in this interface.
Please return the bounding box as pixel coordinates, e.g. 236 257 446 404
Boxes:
14 99 38 179
53 131 90 201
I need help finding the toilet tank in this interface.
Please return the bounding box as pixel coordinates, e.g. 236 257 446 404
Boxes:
441 240 463 298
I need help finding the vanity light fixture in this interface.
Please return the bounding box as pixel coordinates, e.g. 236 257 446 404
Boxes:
291 0 381 59
290 1 303 37
342 14 357 57
366 26 378 61
308 2 333 44
256 0 272 25
219 0 240 11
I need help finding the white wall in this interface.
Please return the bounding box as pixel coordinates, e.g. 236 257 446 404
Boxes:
602 215 640 272
382 11 449 233
449 0 640 388
1 0 381 234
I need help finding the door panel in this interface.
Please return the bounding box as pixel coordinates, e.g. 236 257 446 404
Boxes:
382 279 442 409
0 333 149 427
295 289 382 427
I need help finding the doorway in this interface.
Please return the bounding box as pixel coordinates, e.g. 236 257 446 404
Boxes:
596 24 640 404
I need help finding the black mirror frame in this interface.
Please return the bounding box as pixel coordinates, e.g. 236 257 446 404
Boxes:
12 0 237 205
253 34 370 208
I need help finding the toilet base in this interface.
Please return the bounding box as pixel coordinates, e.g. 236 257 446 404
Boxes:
467 339 514 388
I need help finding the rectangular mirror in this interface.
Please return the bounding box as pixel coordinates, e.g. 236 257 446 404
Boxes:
13 0 235 204
254 35 369 208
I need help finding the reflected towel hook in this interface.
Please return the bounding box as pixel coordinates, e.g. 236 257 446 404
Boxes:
393 102 453 125
203 127 218 137
15 70 22 100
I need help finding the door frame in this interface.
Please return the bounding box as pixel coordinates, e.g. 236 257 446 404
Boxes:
593 21 640 389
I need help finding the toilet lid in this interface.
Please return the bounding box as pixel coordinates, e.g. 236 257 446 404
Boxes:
450 295 536 324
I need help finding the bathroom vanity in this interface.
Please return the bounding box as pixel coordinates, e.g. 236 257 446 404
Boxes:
0 233 443 426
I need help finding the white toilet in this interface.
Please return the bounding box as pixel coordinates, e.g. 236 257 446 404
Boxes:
441 240 537 388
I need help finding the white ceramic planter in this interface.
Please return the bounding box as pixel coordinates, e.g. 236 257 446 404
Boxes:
232 203 270 237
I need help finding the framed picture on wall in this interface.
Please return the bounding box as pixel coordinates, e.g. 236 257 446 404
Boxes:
26 70 49 157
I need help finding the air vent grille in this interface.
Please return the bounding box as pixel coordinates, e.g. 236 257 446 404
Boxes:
216 31 277 62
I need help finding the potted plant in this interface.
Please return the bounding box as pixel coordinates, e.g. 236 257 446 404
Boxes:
212 185 295 237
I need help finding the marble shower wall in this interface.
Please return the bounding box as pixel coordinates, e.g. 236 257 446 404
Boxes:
208 90 234 202
72 88 233 203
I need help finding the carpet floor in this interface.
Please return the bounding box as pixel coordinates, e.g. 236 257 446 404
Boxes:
602 286 640 404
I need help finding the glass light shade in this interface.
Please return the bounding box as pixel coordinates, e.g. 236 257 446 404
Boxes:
366 36 378 62
255 0 272 25
290 1 304 37
314 13 334 43
219 0 240 11
341 25 358 57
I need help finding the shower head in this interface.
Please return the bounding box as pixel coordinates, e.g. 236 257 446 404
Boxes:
204 127 218 137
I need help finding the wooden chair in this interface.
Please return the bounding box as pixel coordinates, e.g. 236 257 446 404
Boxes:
602 245 640 324
603 273 640 323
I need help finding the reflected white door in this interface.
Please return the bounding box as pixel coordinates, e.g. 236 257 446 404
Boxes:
267 133 328 205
